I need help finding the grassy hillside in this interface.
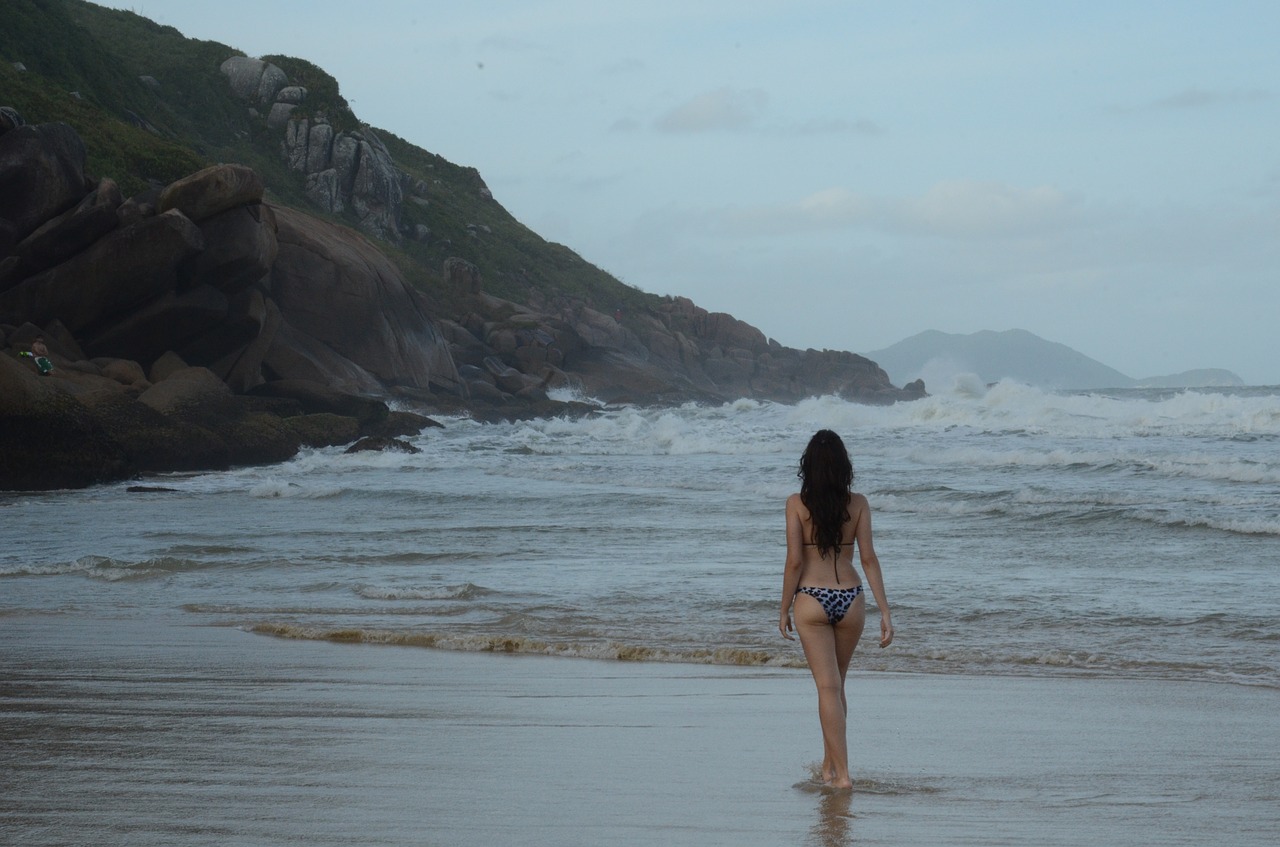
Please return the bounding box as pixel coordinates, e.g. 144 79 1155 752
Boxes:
0 0 660 317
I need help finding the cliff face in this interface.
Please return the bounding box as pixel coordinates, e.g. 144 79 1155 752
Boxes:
203 54 918 408
0 118 460 397
0 4 923 489
0 108 916 411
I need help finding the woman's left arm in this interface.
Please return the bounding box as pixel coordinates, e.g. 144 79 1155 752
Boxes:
853 494 894 648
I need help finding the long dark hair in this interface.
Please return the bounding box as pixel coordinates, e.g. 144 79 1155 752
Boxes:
798 429 853 564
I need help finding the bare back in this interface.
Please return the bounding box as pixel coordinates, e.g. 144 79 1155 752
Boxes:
785 492 867 588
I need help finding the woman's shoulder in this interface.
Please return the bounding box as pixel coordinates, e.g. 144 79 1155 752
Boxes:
848 491 870 512
787 492 811 518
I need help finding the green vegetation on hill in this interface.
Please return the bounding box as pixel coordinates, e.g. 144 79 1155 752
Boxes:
377 128 657 314
1 0 662 318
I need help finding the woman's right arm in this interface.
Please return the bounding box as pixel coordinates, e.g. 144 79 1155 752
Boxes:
853 493 894 648
778 494 804 640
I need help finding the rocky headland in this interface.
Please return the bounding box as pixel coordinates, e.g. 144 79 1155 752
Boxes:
1 38 922 491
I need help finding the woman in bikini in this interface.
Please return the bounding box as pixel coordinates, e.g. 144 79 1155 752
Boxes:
779 429 893 789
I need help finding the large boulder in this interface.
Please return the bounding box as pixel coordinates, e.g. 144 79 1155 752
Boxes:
347 129 403 239
216 291 281 393
345 436 420 455
704 311 768 349
570 306 646 357
137 366 299 466
178 286 267 369
0 209 204 333
304 169 342 214
0 106 24 135
12 177 122 276
77 387 232 473
0 122 90 246
181 202 278 294
269 205 461 394
248 378 388 425
158 164 264 223
444 257 483 293
286 119 335 175
282 117 403 239
137 365 231 415
0 353 133 489
282 412 361 448
219 56 287 106
260 315 385 395
84 284 230 364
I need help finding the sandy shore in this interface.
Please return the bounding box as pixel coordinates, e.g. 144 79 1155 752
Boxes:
2 613 1276 847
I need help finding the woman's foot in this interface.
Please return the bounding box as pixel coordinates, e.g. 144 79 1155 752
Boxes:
821 758 835 783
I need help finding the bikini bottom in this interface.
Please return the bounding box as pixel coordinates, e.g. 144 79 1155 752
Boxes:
796 585 863 625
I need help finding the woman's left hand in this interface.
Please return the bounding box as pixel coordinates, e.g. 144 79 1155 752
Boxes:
779 614 795 640
879 616 894 648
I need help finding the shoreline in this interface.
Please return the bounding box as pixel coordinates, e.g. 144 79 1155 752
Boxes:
3 612 1276 847
245 617 1280 692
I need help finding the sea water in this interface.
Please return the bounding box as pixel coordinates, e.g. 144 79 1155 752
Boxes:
3 380 1278 688
3 380 1279 846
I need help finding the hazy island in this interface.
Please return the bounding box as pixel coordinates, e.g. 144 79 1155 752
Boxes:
865 329 1244 391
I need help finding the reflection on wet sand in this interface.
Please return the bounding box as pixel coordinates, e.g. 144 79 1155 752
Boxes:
808 788 855 847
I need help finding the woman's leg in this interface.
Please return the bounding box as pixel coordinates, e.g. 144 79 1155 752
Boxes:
794 593 864 788
831 597 866 761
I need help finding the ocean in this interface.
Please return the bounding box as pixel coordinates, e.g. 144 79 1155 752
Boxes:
5 380 1277 686
3 380 1278 845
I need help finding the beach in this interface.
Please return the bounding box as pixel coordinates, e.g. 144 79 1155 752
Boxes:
3 612 1276 847
3 386 1278 844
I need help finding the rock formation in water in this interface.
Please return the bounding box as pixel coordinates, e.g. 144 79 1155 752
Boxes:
0 112 449 489
0 97 919 490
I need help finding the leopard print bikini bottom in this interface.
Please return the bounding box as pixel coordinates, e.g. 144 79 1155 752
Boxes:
796 585 863 625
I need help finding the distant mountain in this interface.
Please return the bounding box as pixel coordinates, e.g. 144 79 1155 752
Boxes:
864 329 1134 390
1135 369 1244 389
864 330 1247 390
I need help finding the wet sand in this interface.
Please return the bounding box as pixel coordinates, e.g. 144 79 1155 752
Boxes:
2 613 1276 846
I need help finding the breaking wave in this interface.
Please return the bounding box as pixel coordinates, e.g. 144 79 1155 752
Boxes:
249 623 805 668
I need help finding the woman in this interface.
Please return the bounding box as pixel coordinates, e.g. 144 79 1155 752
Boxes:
779 429 893 789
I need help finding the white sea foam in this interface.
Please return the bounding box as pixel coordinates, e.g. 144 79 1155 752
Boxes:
0 555 201 581
545 384 605 406
353 583 490 601
6 385 1277 689
781 382 1280 439
249 480 343 499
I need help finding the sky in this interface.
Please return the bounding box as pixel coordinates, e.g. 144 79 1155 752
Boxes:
99 1 1280 384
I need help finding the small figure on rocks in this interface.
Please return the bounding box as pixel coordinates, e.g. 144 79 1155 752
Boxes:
20 336 54 375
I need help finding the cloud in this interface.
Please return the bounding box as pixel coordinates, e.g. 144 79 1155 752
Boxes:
1110 86 1271 114
609 117 642 133
651 89 877 136
654 87 768 133
477 35 546 53
900 181 1075 236
601 57 645 75
714 180 1077 239
788 117 883 136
